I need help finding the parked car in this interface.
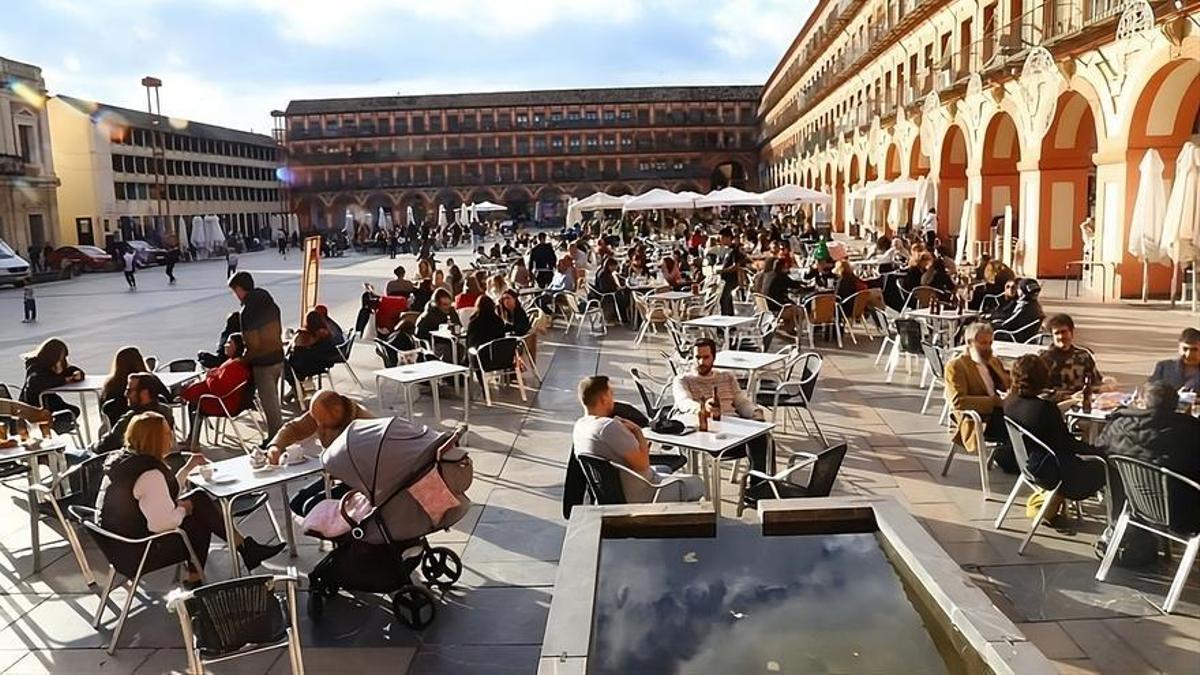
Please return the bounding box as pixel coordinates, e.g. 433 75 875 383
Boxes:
124 240 166 266
48 245 113 272
0 239 31 287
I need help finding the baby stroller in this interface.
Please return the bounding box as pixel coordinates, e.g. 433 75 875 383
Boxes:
306 418 473 629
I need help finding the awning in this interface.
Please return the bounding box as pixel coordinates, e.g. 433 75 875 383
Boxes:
695 186 764 208
760 183 833 206
574 192 631 212
622 188 697 212
473 201 507 213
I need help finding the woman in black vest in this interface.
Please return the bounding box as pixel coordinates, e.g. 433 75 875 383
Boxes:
95 412 283 584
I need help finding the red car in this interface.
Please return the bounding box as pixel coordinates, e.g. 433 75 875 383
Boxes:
48 245 113 272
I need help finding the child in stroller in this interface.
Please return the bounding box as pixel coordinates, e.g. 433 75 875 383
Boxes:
303 418 472 629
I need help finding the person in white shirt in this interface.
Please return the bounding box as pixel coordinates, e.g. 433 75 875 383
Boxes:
94 412 284 584
920 208 939 249
122 249 137 289
573 375 704 503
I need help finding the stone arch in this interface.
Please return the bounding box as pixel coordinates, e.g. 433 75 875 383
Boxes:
884 143 901 180
606 183 634 196
936 124 969 242
329 193 359 231
710 160 750 189
1032 90 1100 277
467 188 498 204
295 195 324 231
503 186 534 219
363 192 394 227
399 192 429 225
909 136 930 177
434 188 463 211
979 111 1022 259
572 184 598 198
673 181 703 193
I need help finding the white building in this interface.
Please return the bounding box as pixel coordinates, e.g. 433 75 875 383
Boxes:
48 95 282 247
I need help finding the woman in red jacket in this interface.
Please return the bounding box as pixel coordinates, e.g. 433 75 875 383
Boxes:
181 333 252 447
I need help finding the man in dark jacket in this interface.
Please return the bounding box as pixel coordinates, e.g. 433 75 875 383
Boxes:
1101 382 1200 534
228 272 284 436
415 289 461 362
528 233 557 288
86 373 174 457
1149 327 1200 391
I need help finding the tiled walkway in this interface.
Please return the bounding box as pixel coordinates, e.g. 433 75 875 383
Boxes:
0 249 1196 673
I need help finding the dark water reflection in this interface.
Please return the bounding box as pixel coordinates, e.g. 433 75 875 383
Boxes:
591 524 949 674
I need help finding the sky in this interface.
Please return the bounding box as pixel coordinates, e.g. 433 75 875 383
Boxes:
4 0 813 135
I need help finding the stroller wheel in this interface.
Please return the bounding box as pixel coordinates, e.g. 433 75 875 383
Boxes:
392 584 437 630
308 590 325 620
421 547 463 589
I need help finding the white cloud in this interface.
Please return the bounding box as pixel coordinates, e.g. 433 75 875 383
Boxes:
710 0 811 61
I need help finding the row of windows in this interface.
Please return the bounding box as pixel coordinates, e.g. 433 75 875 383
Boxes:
111 154 277 182
290 105 756 136
113 127 277 161
297 158 701 186
114 181 280 203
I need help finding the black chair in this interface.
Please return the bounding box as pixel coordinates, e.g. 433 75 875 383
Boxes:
70 505 206 655
628 367 672 419
575 452 692 505
469 336 534 407
157 359 199 373
167 570 305 674
737 443 848 515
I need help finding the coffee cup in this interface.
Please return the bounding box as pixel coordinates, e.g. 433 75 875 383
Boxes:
285 446 305 465
198 464 214 481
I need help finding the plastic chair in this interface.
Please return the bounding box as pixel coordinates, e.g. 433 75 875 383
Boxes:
737 443 848 516
900 285 946 314
332 333 363 388
801 293 844 348
994 418 1106 555
633 294 672 345
939 408 999 501
468 336 531 407
920 342 950 418
167 570 305 674
755 351 827 445
1097 456 1200 614
71 505 206 655
575 452 693 505
628 367 673 419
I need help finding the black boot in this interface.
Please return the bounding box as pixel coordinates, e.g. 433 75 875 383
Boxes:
238 537 286 571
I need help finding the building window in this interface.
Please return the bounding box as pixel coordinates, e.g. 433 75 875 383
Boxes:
585 111 598 121
586 136 598 148
17 124 37 163
569 137 581 148
551 137 563 149
567 111 580 121
603 136 615 148
603 110 615 122
620 137 632 147
550 112 563 122
516 113 528 125
673 161 684 172
619 110 631 120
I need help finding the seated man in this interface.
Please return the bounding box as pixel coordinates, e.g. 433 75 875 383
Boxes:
385 265 414 297
572 375 704 503
1149 327 1200 391
266 389 374 516
1039 313 1103 404
1101 382 1200 538
944 323 1016 473
671 338 770 476
415 288 462 362
91 373 175 456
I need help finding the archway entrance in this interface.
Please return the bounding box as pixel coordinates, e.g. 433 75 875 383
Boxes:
937 125 968 244
1122 59 1200 297
981 112 1022 260
710 161 749 190
1036 91 1098 277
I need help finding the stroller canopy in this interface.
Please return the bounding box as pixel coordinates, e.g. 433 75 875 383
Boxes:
322 418 447 505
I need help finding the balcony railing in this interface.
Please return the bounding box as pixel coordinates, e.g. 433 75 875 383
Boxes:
291 165 711 193
0 154 25 176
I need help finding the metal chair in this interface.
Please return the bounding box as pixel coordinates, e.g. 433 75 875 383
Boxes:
940 408 999 501
561 291 607 336
586 282 626 325
734 311 777 352
156 359 200 373
1097 456 1200 614
870 307 899 368
736 443 848 516
332 333 363 388
884 317 927 383
29 453 108 585
166 570 305 674
70 505 206 655
468 336 531 407
994 318 1042 343
919 342 951 419
839 289 882 344
994 418 1106 555
575 452 693 505
755 351 827 445
633 294 672 345
801 293 844 348
1023 332 1054 346
190 380 264 453
628 367 673 419
900 285 946 314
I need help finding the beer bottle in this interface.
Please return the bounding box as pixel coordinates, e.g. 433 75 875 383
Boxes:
710 386 722 421
1081 375 1093 414
698 403 709 432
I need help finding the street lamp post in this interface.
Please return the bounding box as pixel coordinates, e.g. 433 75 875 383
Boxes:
141 76 172 239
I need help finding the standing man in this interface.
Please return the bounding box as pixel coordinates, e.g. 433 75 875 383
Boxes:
921 208 938 250
715 227 744 315
122 247 138 290
227 272 285 438
528 233 557 288
225 248 239 278
164 243 179 284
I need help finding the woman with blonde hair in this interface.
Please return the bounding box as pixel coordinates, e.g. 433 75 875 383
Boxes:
486 273 509 301
95 412 283 583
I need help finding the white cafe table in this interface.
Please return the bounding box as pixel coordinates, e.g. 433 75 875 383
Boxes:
374 361 471 430
0 435 75 574
906 307 980 345
714 350 787 398
683 315 757 349
642 415 775 514
189 451 326 578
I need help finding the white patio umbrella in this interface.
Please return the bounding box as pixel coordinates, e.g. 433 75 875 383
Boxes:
175 216 188 245
1160 142 1200 307
886 198 902 232
695 186 764 208
205 215 225 248
190 215 207 251
955 201 976 265
566 197 582 228
438 204 448 229
910 177 933 226
474 201 507 213
288 213 299 236
268 213 280 235
405 205 415 228
457 203 468 225
469 203 478 222
1127 149 1168 302
760 183 833 206
622 188 695 212
377 207 387 232
575 192 630 211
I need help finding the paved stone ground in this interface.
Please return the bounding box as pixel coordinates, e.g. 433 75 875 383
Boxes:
0 245 1196 673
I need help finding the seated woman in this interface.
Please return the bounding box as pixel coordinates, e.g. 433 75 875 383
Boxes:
970 260 1015 310
834 260 885 325
410 278 434 314
992 279 1044 342
920 256 957 295
659 256 687 290
100 346 169 426
286 310 338 386
466 295 518 380
498 289 536 361
198 312 241 369
759 258 807 334
592 256 630 323
181 333 252 445
378 318 426 367
95 412 283 584
486 273 510 301
509 258 533 289
1003 355 1106 524
455 274 484 310
20 337 85 433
